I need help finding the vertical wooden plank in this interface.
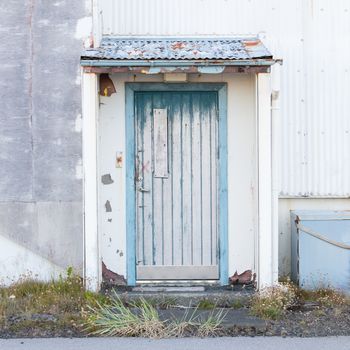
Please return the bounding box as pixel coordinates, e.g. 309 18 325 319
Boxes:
210 94 219 266
153 109 168 178
162 93 173 265
141 93 154 266
201 93 212 266
125 84 136 286
171 93 183 266
191 92 203 266
181 93 192 265
152 94 164 265
218 84 228 285
135 94 144 266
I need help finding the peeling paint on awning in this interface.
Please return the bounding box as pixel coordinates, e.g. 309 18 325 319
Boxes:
81 37 274 64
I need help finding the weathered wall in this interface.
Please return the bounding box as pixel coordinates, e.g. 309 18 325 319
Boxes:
100 0 350 197
99 0 350 278
0 1 92 283
98 73 257 280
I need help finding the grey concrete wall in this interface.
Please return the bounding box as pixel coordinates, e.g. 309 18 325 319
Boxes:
0 1 91 275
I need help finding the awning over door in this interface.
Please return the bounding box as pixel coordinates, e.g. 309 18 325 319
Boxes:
81 36 280 290
81 37 277 73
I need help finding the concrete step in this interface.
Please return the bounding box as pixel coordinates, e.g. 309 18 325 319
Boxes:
109 285 254 308
131 286 206 293
157 308 267 330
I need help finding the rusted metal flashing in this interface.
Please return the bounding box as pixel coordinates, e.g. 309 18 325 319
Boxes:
81 59 276 67
83 65 270 74
99 74 116 96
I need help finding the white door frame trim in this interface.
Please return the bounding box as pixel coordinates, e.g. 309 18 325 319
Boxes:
81 71 279 291
256 72 279 289
82 71 101 291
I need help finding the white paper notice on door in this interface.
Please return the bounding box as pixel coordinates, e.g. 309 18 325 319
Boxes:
153 109 168 178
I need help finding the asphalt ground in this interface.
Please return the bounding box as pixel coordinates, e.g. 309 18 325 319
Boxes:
0 337 350 350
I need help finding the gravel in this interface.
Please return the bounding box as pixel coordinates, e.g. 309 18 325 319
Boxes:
1 303 350 338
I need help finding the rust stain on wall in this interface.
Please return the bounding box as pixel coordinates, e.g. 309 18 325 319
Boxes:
102 261 126 285
229 269 256 285
99 74 116 97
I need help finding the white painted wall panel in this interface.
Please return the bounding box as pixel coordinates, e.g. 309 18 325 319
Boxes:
100 0 350 197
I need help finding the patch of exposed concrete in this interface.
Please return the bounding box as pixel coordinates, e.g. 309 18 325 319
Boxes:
101 174 114 185
105 200 112 212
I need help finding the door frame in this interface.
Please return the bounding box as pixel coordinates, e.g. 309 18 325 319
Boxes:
125 83 228 286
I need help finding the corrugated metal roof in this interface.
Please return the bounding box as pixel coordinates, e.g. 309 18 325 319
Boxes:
82 37 272 61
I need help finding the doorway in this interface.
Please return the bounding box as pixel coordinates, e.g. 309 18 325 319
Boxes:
125 83 228 285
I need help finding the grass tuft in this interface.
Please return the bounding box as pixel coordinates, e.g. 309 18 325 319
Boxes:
250 279 299 320
197 299 216 310
83 293 165 338
165 306 199 337
230 300 244 309
298 288 349 308
84 296 228 338
197 308 227 337
0 268 106 335
250 278 350 320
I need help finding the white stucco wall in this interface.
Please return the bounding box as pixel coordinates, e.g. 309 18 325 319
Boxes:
98 73 257 280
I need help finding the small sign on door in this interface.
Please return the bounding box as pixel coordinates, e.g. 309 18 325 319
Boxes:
153 109 168 178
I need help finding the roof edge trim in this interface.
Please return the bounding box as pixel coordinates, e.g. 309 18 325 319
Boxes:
80 59 277 67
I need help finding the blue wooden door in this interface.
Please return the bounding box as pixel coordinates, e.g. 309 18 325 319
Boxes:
135 91 219 280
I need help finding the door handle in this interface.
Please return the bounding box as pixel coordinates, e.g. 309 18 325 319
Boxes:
138 187 150 193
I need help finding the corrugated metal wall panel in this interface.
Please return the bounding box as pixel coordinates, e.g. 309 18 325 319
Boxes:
100 0 350 197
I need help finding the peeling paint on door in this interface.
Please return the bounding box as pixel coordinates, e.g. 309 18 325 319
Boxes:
135 91 219 281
